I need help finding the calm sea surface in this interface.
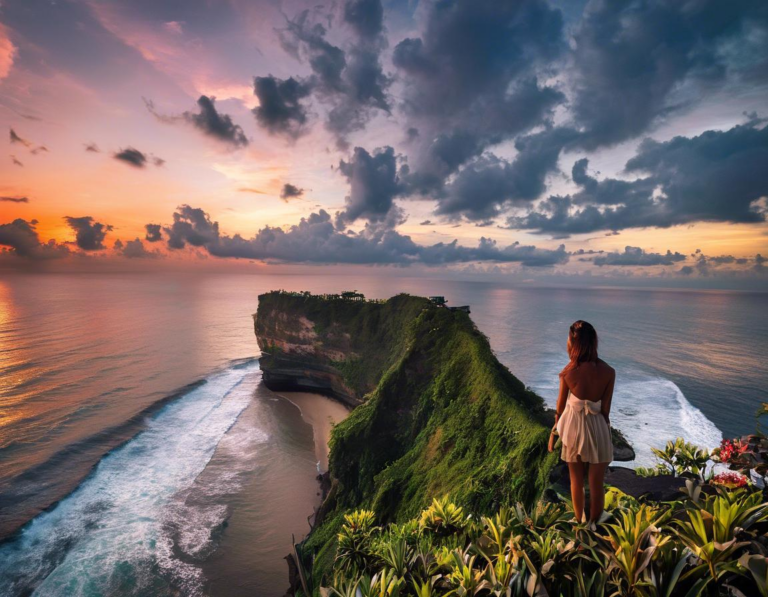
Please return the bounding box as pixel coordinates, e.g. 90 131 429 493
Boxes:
0 273 765 595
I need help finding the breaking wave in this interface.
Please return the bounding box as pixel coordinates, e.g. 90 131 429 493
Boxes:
0 360 264 597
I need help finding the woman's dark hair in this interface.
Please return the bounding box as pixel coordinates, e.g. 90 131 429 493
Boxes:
560 320 598 377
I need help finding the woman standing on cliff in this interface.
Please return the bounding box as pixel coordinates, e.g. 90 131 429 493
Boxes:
549 320 614 524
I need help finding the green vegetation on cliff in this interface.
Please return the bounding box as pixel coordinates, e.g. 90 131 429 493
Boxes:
255 292 559 589
322 486 768 597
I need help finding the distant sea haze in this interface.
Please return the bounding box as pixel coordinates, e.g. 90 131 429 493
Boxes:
0 273 764 595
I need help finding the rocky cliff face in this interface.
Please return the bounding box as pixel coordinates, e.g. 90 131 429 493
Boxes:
254 292 429 407
254 306 360 407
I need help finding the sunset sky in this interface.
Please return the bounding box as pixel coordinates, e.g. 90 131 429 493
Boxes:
1 0 767 287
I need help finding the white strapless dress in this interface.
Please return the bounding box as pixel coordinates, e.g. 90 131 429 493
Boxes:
556 391 613 463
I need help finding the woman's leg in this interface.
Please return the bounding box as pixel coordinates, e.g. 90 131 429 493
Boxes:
568 459 587 522
588 462 609 522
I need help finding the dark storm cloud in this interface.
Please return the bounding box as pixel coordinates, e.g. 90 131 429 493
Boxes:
343 0 384 38
157 205 568 267
276 4 391 147
593 246 686 267
570 0 768 149
0 219 42 257
114 147 148 168
279 12 347 94
707 255 747 265
0 196 29 203
417 238 569 267
392 0 566 196
392 5 570 218
252 76 313 139
163 205 220 250
507 120 768 235
683 251 757 275
64 216 113 251
337 46 390 113
336 146 402 227
185 96 248 147
0 218 71 260
144 223 163 243
569 159 656 207
388 0 768 225
280 183 304 200
623 119 768 224
433 127 579 221
392 0 563 123
146 96 249 148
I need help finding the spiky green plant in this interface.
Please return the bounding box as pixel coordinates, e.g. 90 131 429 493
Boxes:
600 505 670 596
444 548 488 596
378 536 413 578
651 439 710 480
420 498 468 537
336 510 378 575
322 467 768 597
673 487 768 588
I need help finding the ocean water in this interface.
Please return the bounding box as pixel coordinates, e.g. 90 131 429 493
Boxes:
0 273 765 595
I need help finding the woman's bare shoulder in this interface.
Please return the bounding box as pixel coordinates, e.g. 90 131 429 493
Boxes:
597 359 615 376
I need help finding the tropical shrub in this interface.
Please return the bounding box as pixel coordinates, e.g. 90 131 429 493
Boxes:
650 438 710 480
321 483 768 597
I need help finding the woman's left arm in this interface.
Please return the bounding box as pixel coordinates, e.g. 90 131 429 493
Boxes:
548 375 569 452
601 370 615 425
555 375 569 420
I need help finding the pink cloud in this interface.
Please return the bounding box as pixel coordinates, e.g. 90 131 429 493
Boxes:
163 21 184 36
0 24 17 81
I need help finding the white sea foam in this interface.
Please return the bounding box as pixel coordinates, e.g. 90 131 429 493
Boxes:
0 361 264 597
611 374 722 467
531 363 722 468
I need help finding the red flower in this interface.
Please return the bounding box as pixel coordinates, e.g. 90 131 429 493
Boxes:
735 439 750 455
711 471 749 488
716 439 736 463
715 438 749 464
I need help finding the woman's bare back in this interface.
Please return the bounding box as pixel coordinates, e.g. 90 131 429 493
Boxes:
562 359 615 403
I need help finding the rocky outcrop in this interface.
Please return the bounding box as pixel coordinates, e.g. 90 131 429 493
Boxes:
254 303 359 406
254 292 429 408
549 463 688 503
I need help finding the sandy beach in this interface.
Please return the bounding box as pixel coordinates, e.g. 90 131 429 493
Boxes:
276 391 350 472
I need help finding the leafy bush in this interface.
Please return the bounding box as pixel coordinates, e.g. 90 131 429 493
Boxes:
650 438 710 480
321 484 768 597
